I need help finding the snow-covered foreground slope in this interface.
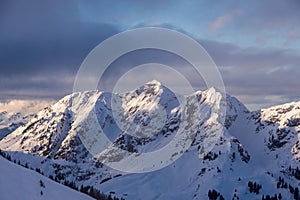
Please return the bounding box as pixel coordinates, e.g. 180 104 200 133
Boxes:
0 81 299 200
0 156 94 200
0 99 53 139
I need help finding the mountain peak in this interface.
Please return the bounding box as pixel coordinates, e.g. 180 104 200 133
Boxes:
133 80 168 97
141 80 166 91
145 79 162 86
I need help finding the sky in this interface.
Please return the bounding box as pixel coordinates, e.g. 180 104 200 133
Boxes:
0 0 300 110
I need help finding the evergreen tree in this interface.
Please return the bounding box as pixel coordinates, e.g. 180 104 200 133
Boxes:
39 180 45 188
294 187 299 200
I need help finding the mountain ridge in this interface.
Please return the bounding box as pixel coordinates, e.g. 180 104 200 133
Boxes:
0 81 299 200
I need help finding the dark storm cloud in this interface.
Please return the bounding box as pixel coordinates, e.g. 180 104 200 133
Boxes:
200 39 300 109
0 1 120 98
235 0 300 30
1 0 300 110
206 0 300 32
202 40 300 70
0 22 118 75
0 1 119 76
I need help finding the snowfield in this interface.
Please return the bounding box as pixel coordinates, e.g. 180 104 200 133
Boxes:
0 156 94 200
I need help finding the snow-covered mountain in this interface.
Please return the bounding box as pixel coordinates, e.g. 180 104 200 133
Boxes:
0 81 299 200
0 100 54 139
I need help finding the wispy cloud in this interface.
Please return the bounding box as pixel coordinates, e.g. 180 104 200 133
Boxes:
284 29 300 45
209 9 242 31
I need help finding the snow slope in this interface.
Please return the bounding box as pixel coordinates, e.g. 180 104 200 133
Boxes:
0 156 94 200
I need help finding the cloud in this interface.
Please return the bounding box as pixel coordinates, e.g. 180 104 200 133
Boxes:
236 94 291 111
255 36 267 46
0 73 75 99
0 1 120 99
231 0 300 31
0 1 120 76
286 29 300 40
95 36 300 110
97 48 205 92
210 9 242 31
0 23 119 77
284 29 300 45
206 0 300 47
191 39 300 110
1 0 300 111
